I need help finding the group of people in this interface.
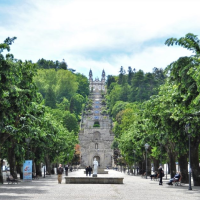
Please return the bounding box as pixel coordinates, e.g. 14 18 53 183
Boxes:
149 166 164 185
150 166 181 186
85 166 92 176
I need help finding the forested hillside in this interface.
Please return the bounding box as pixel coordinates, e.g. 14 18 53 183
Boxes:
106 66 166 113
107 33 200 186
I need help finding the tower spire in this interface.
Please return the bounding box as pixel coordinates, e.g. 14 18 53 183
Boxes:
101 69 105 81
89 69 93 81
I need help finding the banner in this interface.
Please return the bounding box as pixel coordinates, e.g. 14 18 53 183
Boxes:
23 160 32 181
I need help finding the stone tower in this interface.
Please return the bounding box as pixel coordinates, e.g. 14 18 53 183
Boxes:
79 70 114 168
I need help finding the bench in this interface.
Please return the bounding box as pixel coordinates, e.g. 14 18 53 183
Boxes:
174 176 182 186
152 174 159 181
7 175 19 184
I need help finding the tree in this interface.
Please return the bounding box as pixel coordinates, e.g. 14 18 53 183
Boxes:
127 66 133 85
63 111 79 135
164 33 200 185
118 66 126 85
0 37 38 181
59 59 68 70
45 85 56 108
75 73 89 98
69 93 85 118
56 70 78 102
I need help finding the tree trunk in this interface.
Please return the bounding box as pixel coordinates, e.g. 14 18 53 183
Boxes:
8 145 17 179
0 159 3 184
152 158 159 172
147 158 151 176
138 161 143 174
190 140 200 186
178 153 188 183
168 151 176 178
16 164 23 179
45 155 51 175
36 163 42 177
168 162 170 174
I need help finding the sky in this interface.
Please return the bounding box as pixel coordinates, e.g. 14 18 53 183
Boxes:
0 0 199 78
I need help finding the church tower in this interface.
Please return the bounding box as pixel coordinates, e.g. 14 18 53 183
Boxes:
89 70 106 92
79 70 114 168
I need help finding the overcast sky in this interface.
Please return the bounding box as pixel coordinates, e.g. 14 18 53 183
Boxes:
0 0 199 78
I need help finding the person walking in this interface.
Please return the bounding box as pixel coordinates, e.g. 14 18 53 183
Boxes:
158 166 163 185
86 166 89 176
88 166 92 176
57 164 64 184
65 165 68 176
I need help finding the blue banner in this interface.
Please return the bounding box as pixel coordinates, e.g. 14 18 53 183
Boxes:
23 160 32 181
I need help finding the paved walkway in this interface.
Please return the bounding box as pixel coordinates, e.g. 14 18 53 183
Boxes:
0 169 200 200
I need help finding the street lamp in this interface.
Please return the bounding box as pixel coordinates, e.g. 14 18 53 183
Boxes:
144 143 150 179
25 138 31 160
185 124 192 190
56 150 58 168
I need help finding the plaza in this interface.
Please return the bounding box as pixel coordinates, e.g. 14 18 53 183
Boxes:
0 169 200 200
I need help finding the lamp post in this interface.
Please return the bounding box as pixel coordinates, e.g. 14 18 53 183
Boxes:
185 124 192 190
43 164 45 178
25 138 31 160
144 143 150 179
56 150 58 168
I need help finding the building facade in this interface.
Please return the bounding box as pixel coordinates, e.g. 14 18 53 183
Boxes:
79 70 114 168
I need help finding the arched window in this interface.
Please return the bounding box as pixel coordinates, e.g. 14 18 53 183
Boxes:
95 143 98 149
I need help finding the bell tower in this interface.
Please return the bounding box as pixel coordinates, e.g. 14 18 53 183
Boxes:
101 69 105 83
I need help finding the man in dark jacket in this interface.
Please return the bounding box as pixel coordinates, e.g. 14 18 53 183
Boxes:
88 166 92 176
85 166 89 176
65 165 68 176
57 164 64 184
158 166 163 185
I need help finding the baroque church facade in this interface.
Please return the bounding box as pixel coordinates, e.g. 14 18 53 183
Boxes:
79 69 114 168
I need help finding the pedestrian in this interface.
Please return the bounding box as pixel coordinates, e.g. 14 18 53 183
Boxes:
86 166 89 176
70 166 73 172
65 165 68 176
137 167 139 175
158 166 163 185
57 164 64 184
88 166 92 176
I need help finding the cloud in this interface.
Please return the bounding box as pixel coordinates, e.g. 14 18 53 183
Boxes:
0 0 200 78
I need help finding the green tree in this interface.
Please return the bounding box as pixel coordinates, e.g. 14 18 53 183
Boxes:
63 111 79 135
118 66 126 85
75 73 89 98
69 93 85 118
0 37 38 181
45 85 56 108
164 33 200 185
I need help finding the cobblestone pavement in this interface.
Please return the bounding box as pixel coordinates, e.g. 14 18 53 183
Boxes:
0 169 200 200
